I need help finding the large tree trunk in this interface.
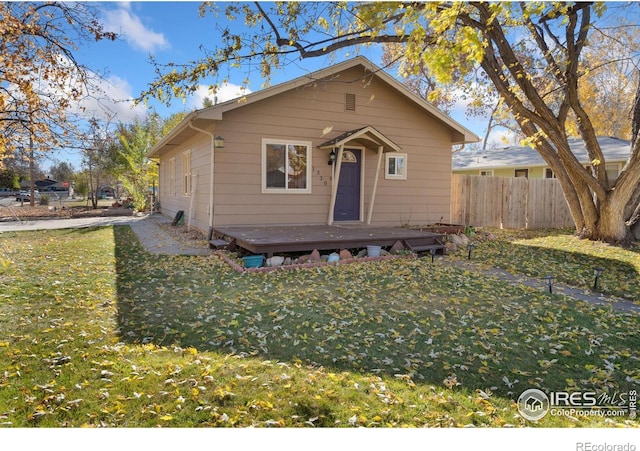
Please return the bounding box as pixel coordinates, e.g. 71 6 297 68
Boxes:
594 199 632 244
475 4 640 244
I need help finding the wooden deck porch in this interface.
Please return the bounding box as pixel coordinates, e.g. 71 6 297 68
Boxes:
212 224 445 256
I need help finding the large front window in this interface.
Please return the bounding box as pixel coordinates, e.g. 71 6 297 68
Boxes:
262 139 312 193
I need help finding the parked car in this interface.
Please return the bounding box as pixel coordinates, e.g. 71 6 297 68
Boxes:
0 188 16 197
16 190 40 202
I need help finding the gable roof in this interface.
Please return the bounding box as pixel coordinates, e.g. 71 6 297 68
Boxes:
318 125 402 153
452 136 631 171
148 56 479 158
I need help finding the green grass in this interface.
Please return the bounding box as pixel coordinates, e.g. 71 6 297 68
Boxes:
0 227 638 427
469 229 640 301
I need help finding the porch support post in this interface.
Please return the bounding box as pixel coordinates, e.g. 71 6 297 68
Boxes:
367 145 384 224
327 144 345 225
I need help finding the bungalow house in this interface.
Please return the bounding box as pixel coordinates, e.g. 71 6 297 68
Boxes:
148 56 479 242
452 136 630 180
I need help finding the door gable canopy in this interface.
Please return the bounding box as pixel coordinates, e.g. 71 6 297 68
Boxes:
318 126 401 153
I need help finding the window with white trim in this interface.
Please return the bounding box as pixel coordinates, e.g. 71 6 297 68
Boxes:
385 153 407 180
169 157 176 196
479 170 494 176
182 150 192 195
262 139 312 193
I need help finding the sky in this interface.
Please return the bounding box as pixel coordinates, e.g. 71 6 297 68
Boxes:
50 1 492 170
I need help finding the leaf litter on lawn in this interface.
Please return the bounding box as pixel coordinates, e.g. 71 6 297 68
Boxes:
470 228 640 302
0 226 637 427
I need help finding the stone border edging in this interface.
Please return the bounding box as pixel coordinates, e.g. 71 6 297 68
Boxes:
214 250 416 274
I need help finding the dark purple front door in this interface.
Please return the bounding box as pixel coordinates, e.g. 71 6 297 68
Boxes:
334 149 361 221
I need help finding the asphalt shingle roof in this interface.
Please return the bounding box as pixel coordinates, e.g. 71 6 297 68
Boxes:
452 136 631 170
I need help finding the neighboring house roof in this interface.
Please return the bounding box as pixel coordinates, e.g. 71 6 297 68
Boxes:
148 56 479 158
452 136 631 171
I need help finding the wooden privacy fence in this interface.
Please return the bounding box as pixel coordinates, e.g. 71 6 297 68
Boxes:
451 174 574 229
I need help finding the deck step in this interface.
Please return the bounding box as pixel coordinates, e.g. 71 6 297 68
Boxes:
209 239 232 250
403 238 446 257
410 244 445 253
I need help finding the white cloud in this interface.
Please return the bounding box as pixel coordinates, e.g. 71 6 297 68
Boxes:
8 52 146 124
103 6 168 53
187 83 252 109
485 129 520 149
78 74 148 123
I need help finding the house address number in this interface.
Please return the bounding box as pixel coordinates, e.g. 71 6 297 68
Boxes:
313 167 331 186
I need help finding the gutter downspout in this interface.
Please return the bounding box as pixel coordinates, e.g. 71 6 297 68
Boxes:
188 121 216 240
452 143 466 153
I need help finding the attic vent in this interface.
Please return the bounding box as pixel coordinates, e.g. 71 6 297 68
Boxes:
345 93 356 111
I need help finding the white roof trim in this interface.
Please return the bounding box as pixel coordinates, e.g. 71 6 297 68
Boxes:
318 125 402 153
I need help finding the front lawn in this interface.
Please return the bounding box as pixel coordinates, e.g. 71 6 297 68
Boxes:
469 229 640 301
0 226 638 427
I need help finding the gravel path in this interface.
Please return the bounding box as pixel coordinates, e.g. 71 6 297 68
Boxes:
127 214 210 256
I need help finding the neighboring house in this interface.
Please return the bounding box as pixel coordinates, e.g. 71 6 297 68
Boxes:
148 56 479 237
452 136 630 180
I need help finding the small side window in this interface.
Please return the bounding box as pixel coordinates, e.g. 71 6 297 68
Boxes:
182 150 192 195
385 153 407 180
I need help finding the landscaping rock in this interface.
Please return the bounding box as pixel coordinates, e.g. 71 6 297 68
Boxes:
449 233 469 247
270 256 285 267
356 249 367 258
339 249 352 260
284 257 292 266
309 249 321 262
